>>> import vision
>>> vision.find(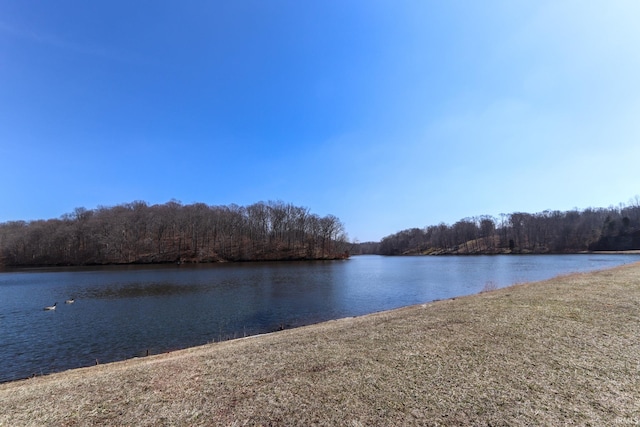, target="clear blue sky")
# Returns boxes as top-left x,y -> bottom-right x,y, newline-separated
1,1 -> 639,242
